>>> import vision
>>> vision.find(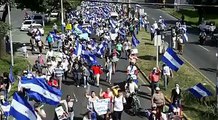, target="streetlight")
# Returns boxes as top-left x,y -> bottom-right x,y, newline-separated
61,0 -> 64,26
